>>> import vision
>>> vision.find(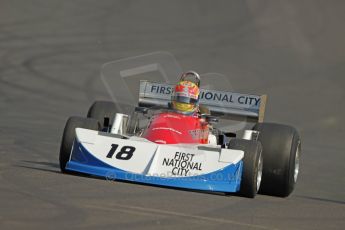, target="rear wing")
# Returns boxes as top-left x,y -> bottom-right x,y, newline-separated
139,80 -> 267,122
